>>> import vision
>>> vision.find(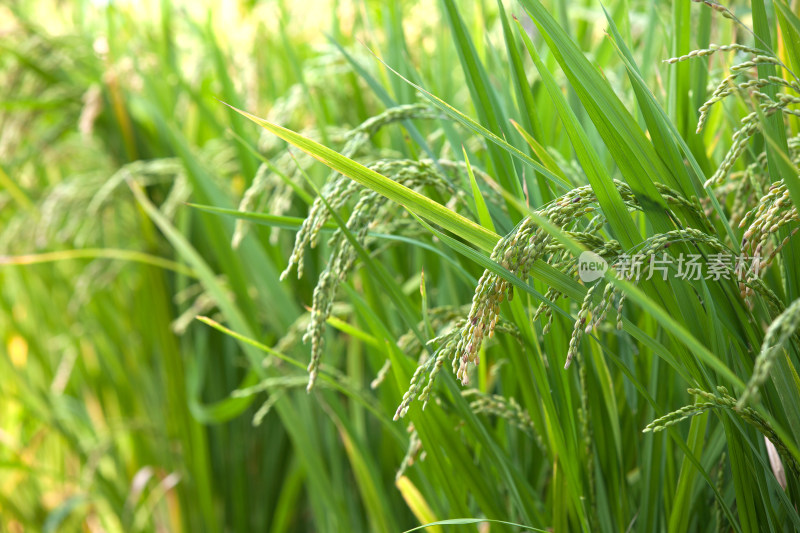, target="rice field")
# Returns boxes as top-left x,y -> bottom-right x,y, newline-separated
2,0 -> 800,531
